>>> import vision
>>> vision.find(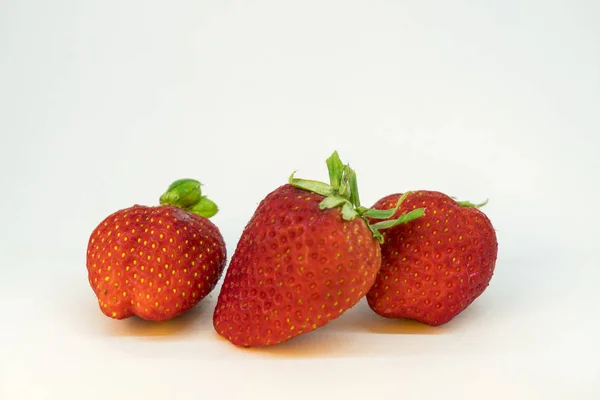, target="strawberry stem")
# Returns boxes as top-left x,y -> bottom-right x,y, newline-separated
289,151 -> 424,243
159,178 -> 219,218
326,151 -> 345,189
